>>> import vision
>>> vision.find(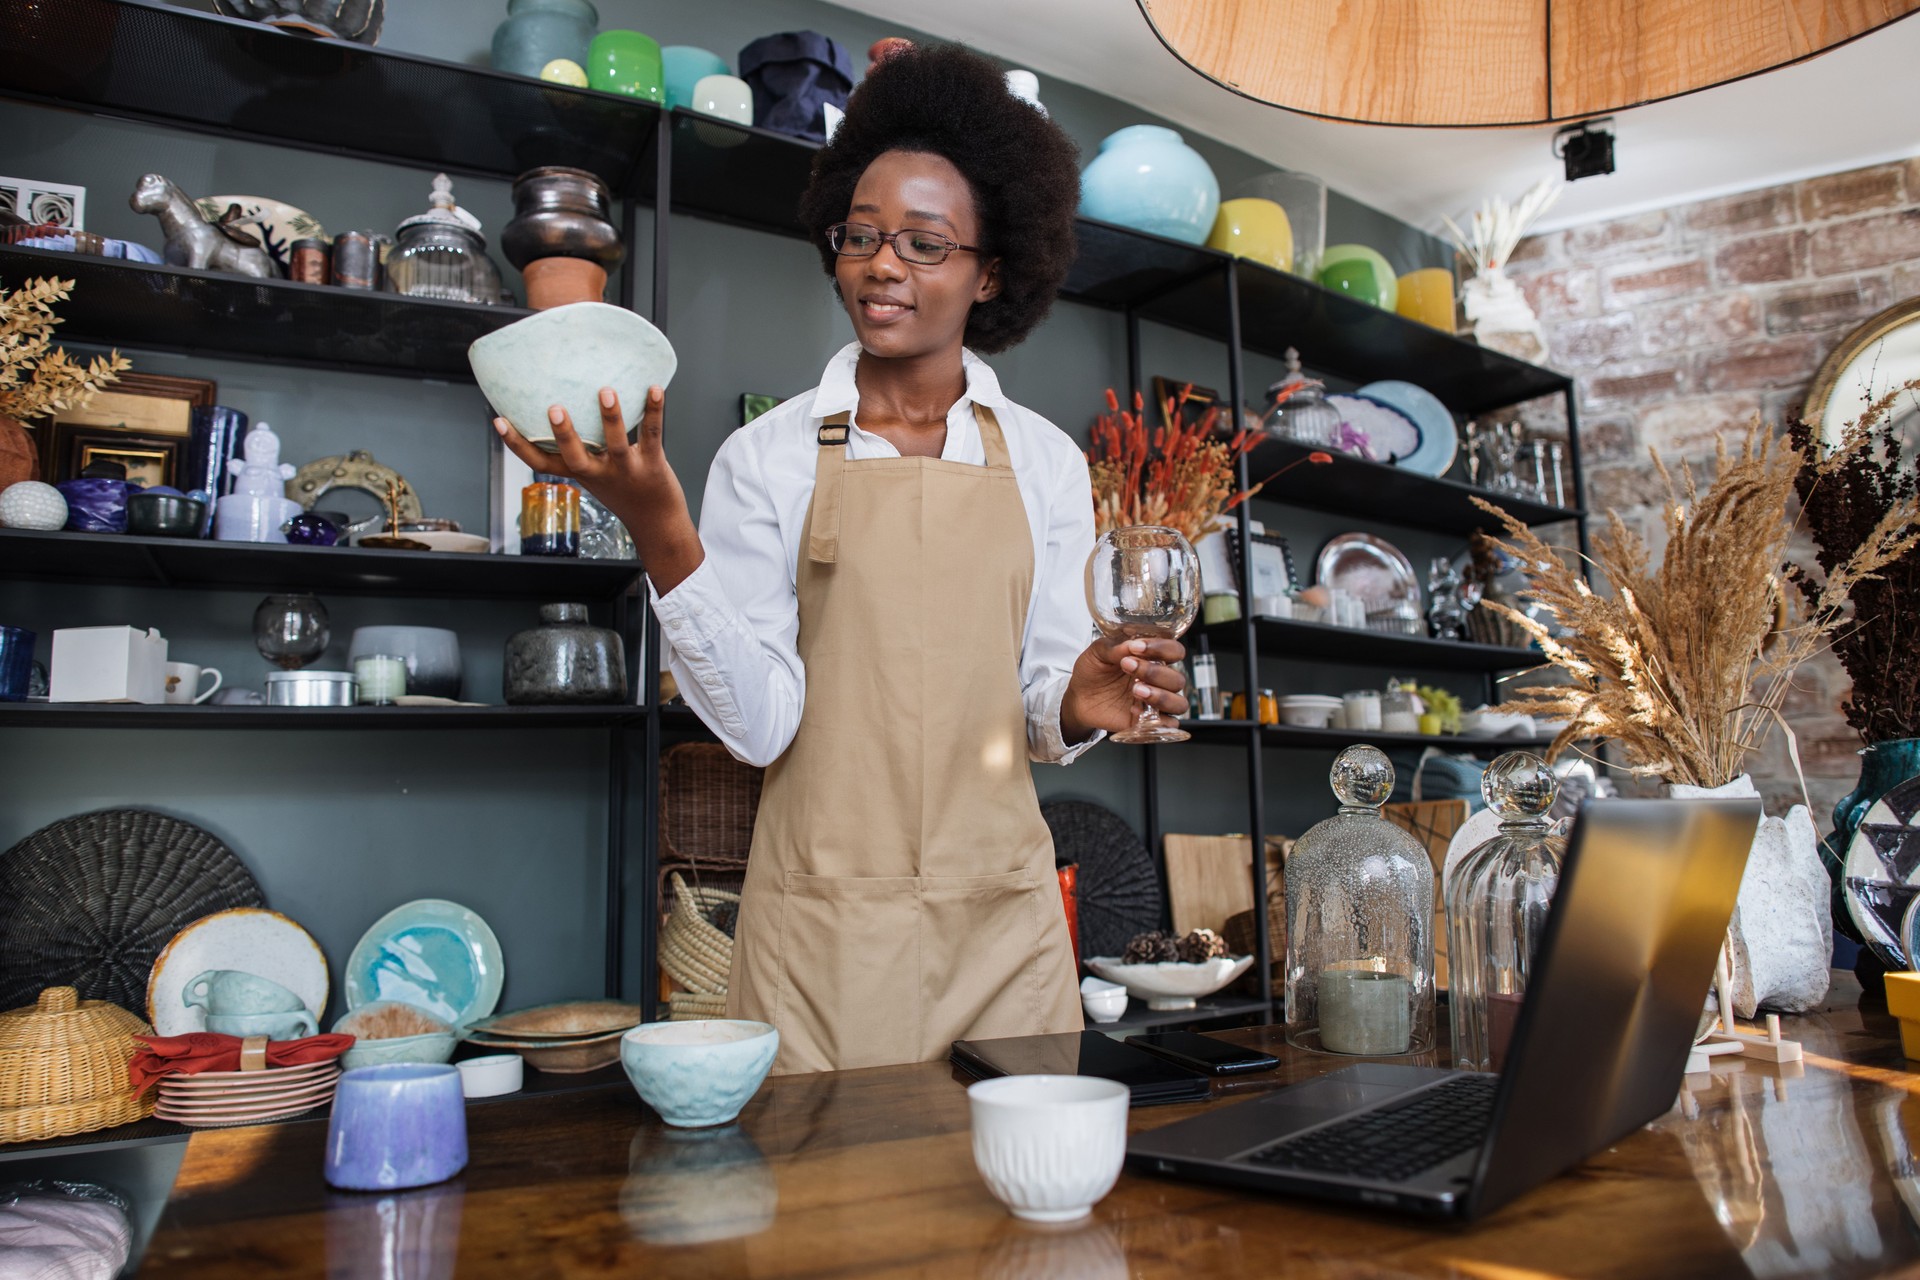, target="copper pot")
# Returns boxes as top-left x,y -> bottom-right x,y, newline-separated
501,167 -> 624,271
